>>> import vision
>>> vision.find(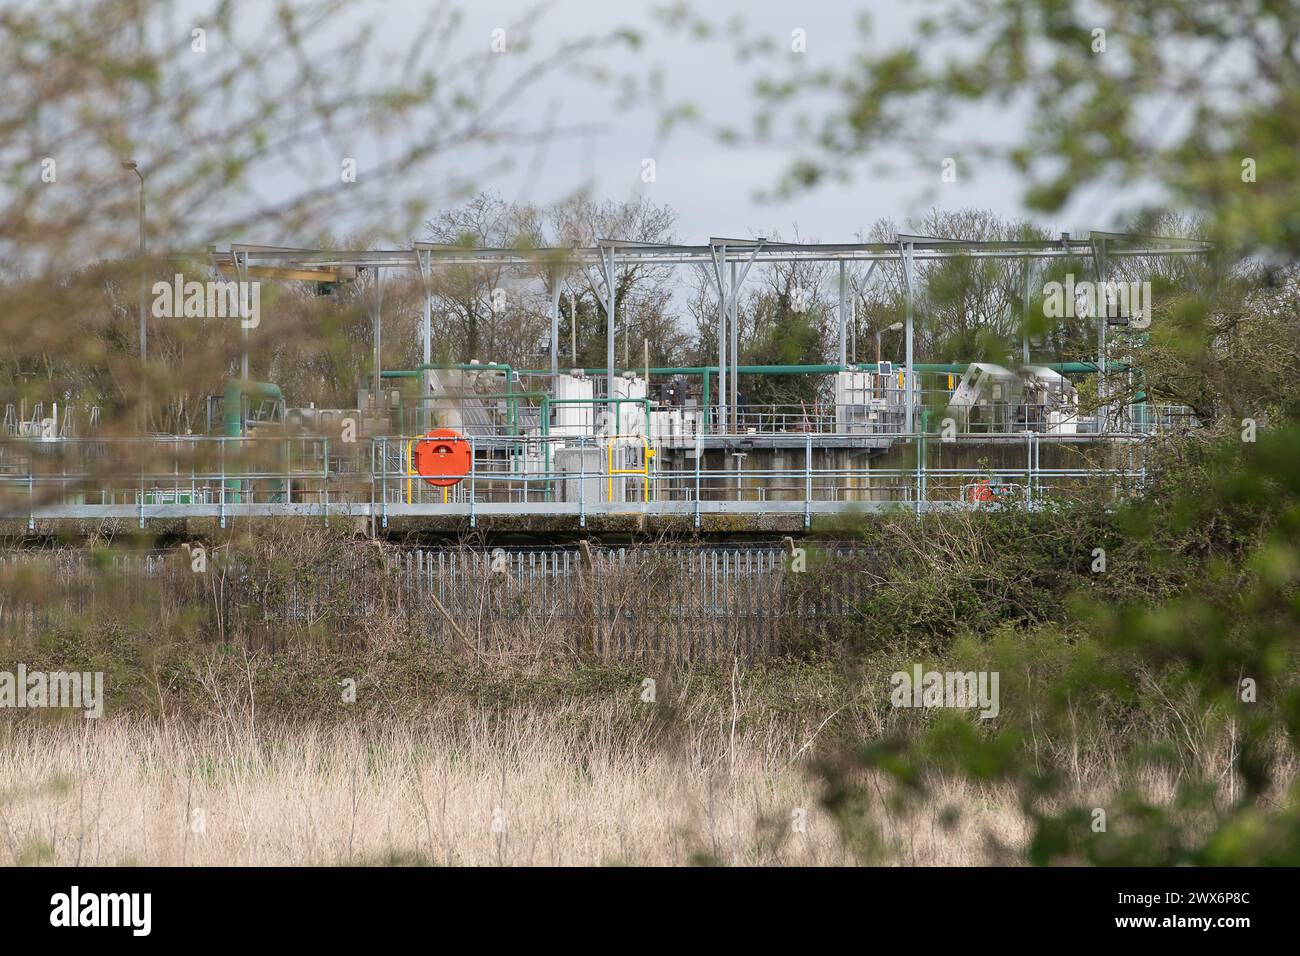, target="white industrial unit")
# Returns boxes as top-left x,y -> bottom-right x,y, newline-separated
610,372 -> 647,436
552,371 -> 594,436
834,368 -> 916,434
